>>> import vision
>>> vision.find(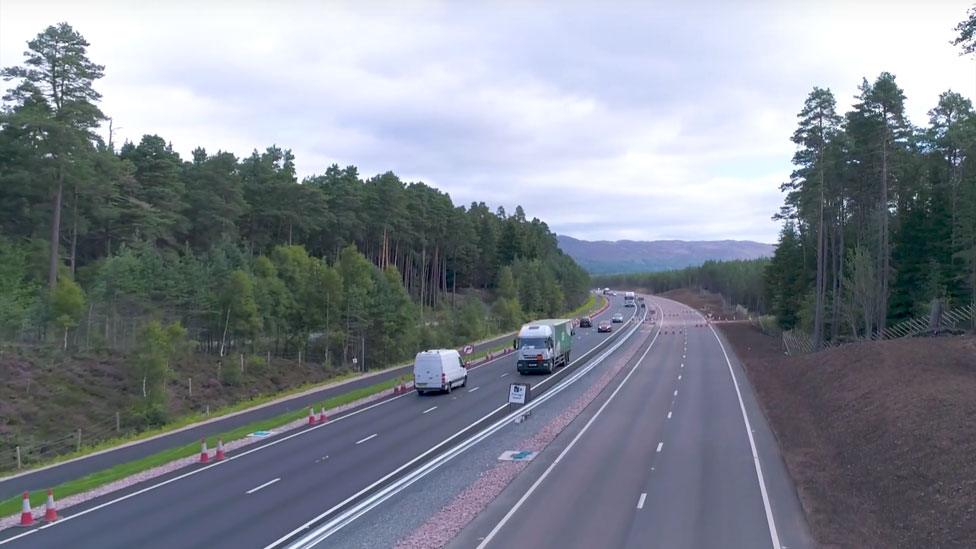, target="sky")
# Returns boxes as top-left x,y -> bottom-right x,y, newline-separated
2,0 -> 975,244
